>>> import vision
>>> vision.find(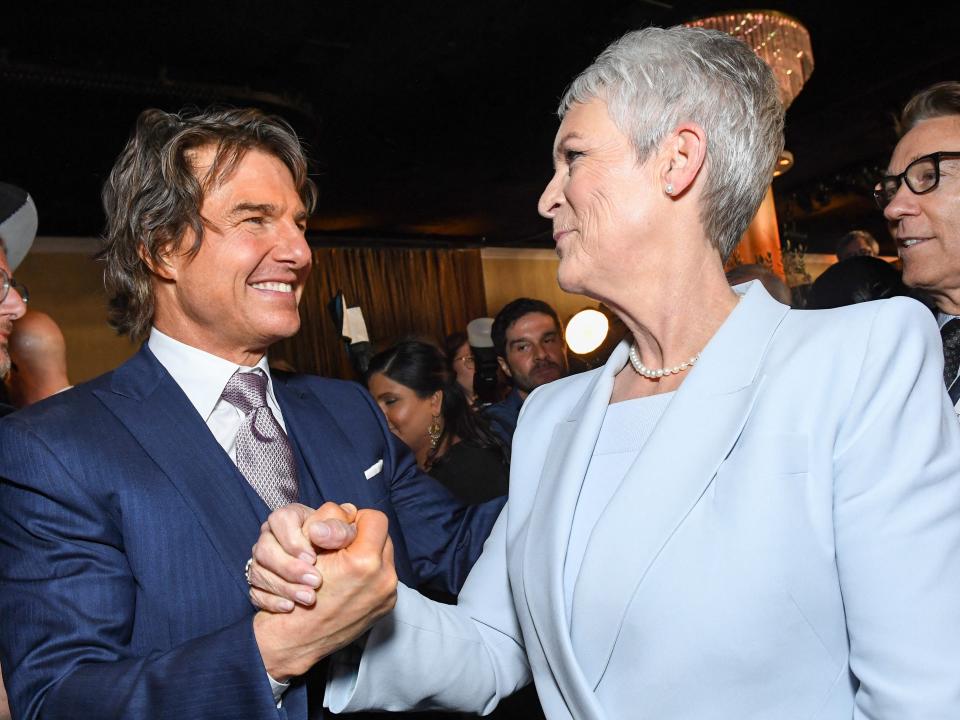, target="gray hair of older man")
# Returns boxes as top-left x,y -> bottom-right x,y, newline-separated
559,25 -> 785,261
98,107 -> 318,341
897,81 -> 960,136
